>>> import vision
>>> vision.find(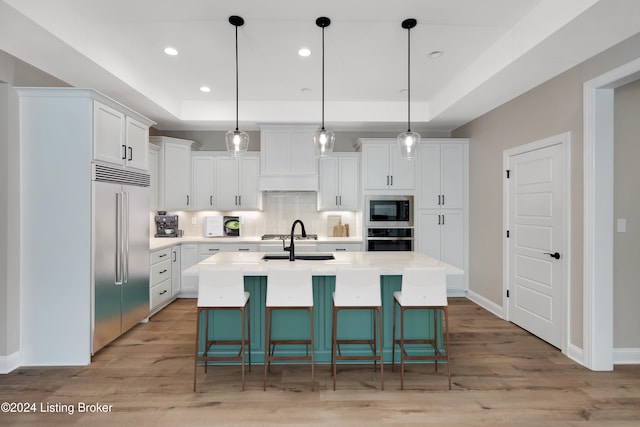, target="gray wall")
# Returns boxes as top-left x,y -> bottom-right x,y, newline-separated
613,79 -> 640,348
0,49 -> 69,361
452,32 -> 640,349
